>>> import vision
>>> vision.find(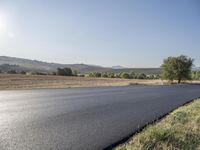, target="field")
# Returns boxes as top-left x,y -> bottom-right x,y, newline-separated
0,74 -> 164,90
116,98 -> 200,150
0,74 -> 199,90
